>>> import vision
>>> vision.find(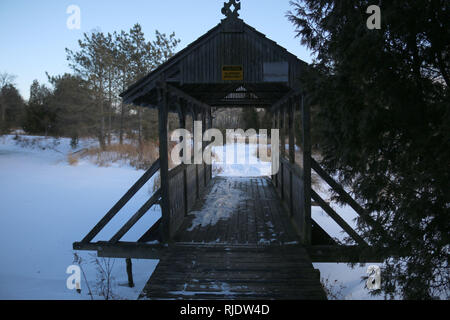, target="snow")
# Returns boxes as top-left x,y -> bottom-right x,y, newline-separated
0,134 -> 382,300
187,177 -> 250,231
212,142 -> 272,177
0,135 -> 160,300
310,173 -> 382,300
